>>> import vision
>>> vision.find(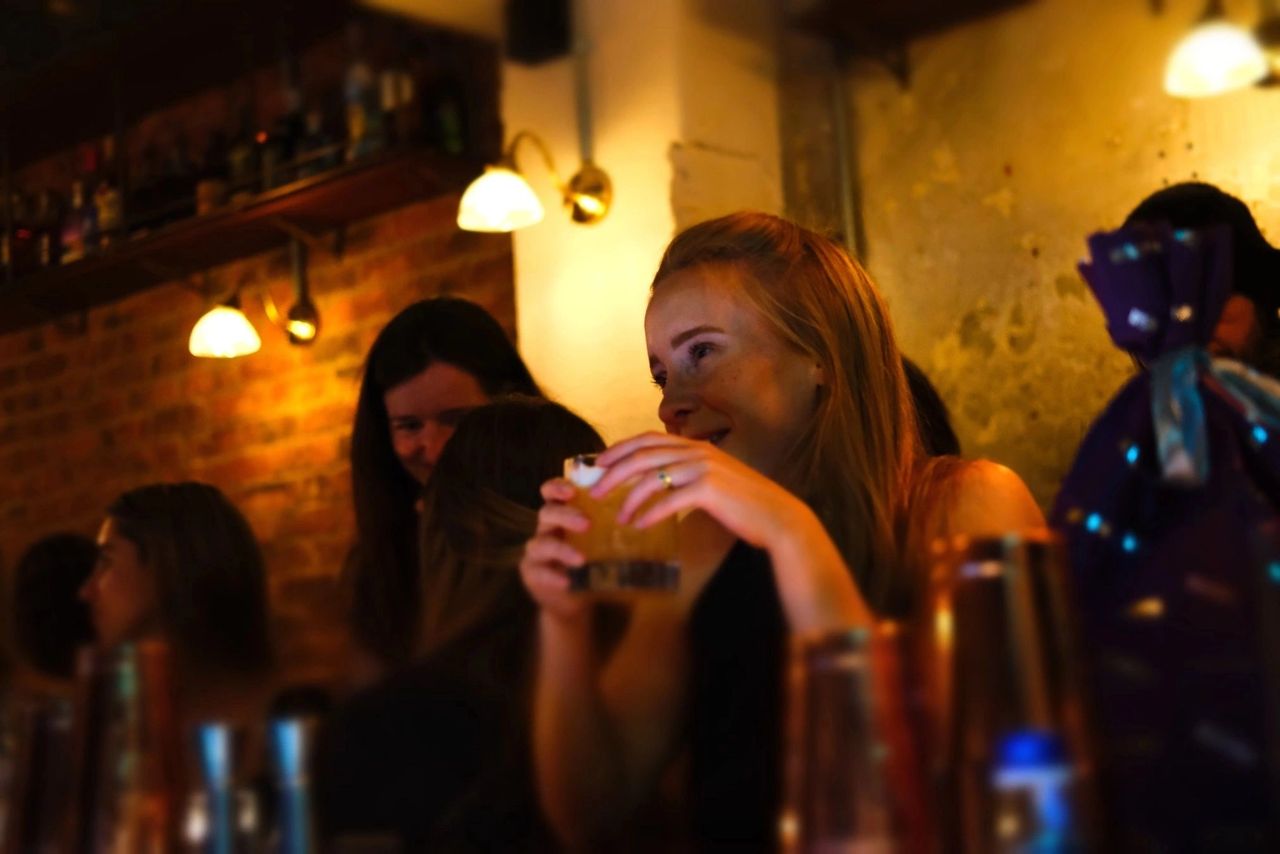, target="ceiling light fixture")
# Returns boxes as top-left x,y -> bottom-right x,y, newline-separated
1164,0 -> 1269,97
